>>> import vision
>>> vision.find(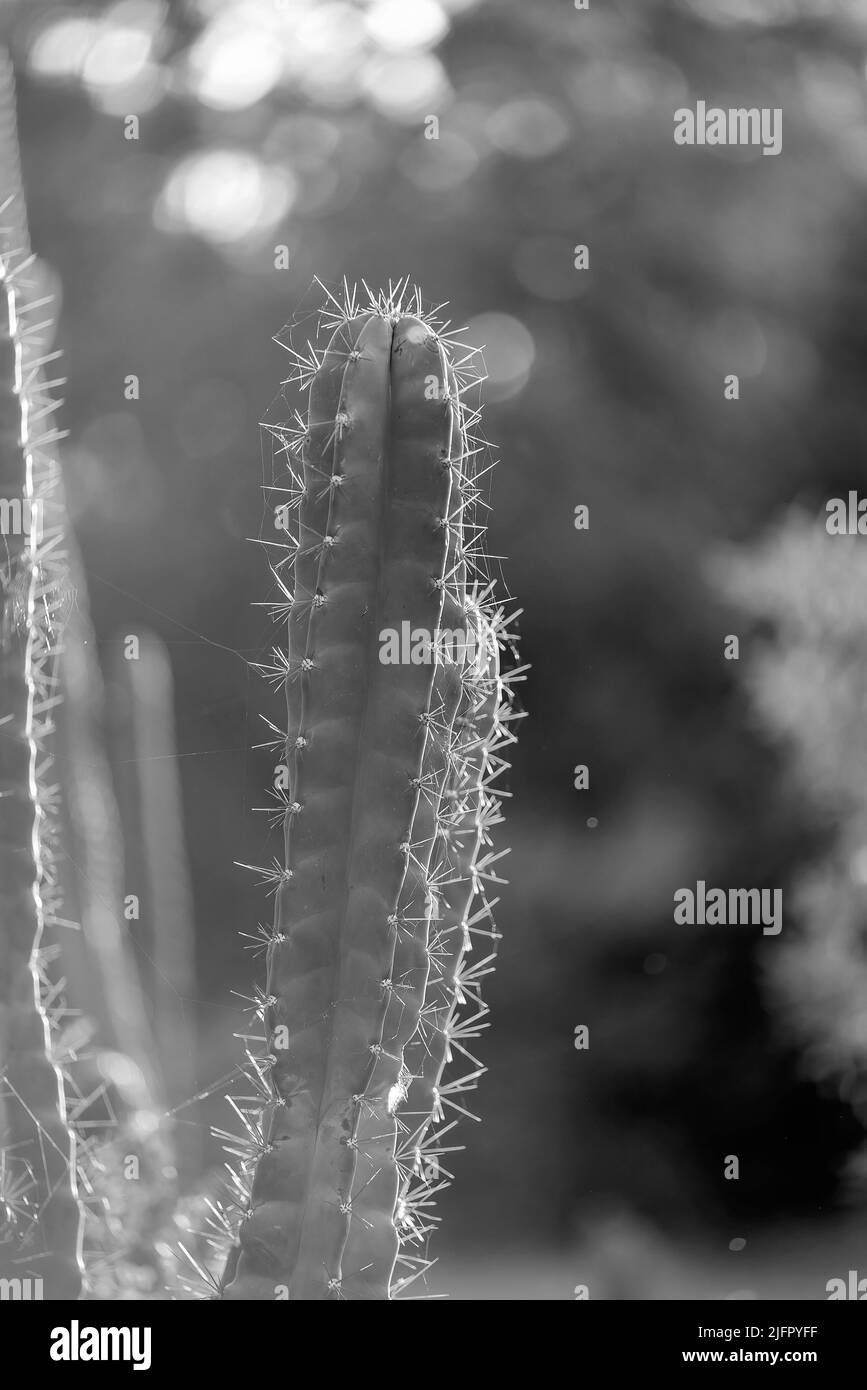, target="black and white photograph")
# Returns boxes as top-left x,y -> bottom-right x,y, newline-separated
1,0 -> 866,1352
